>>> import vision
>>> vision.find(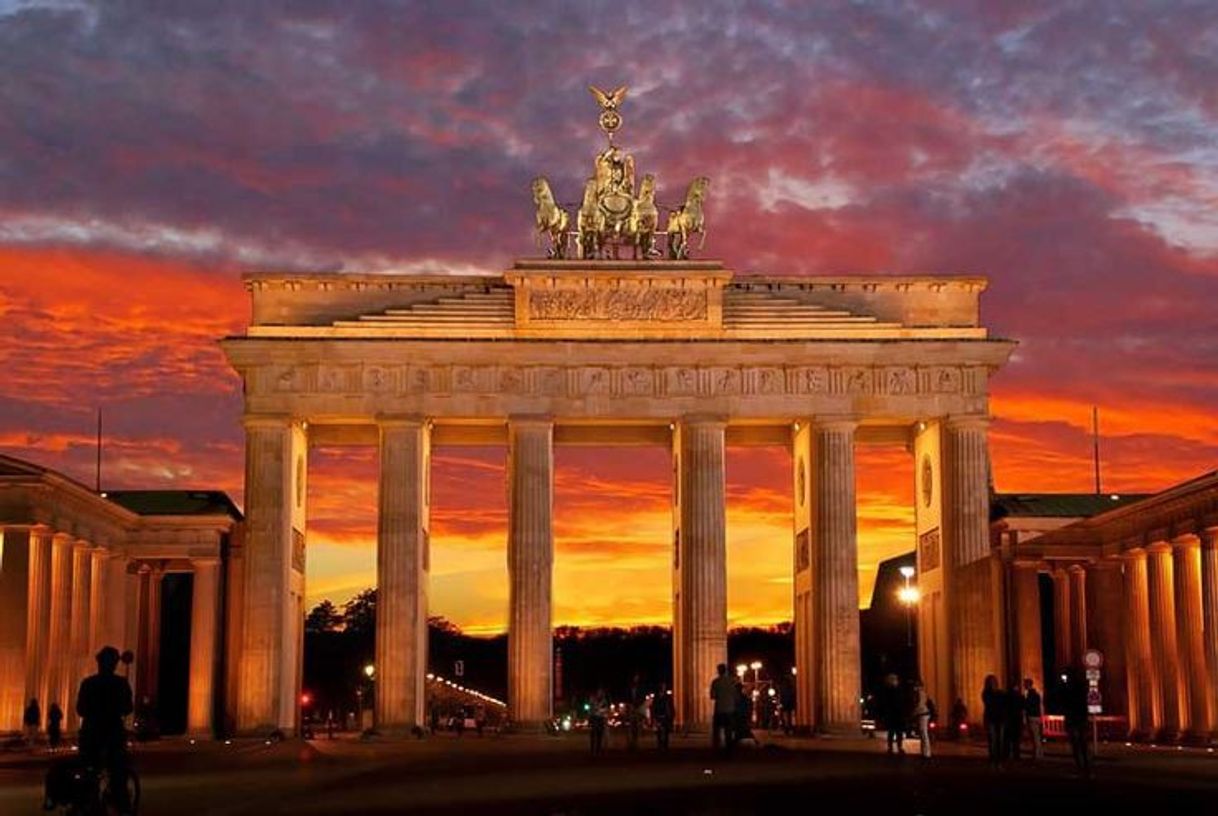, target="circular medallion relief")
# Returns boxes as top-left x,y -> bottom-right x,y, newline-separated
797,459 -> 807,507
921,454 -> 933,508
